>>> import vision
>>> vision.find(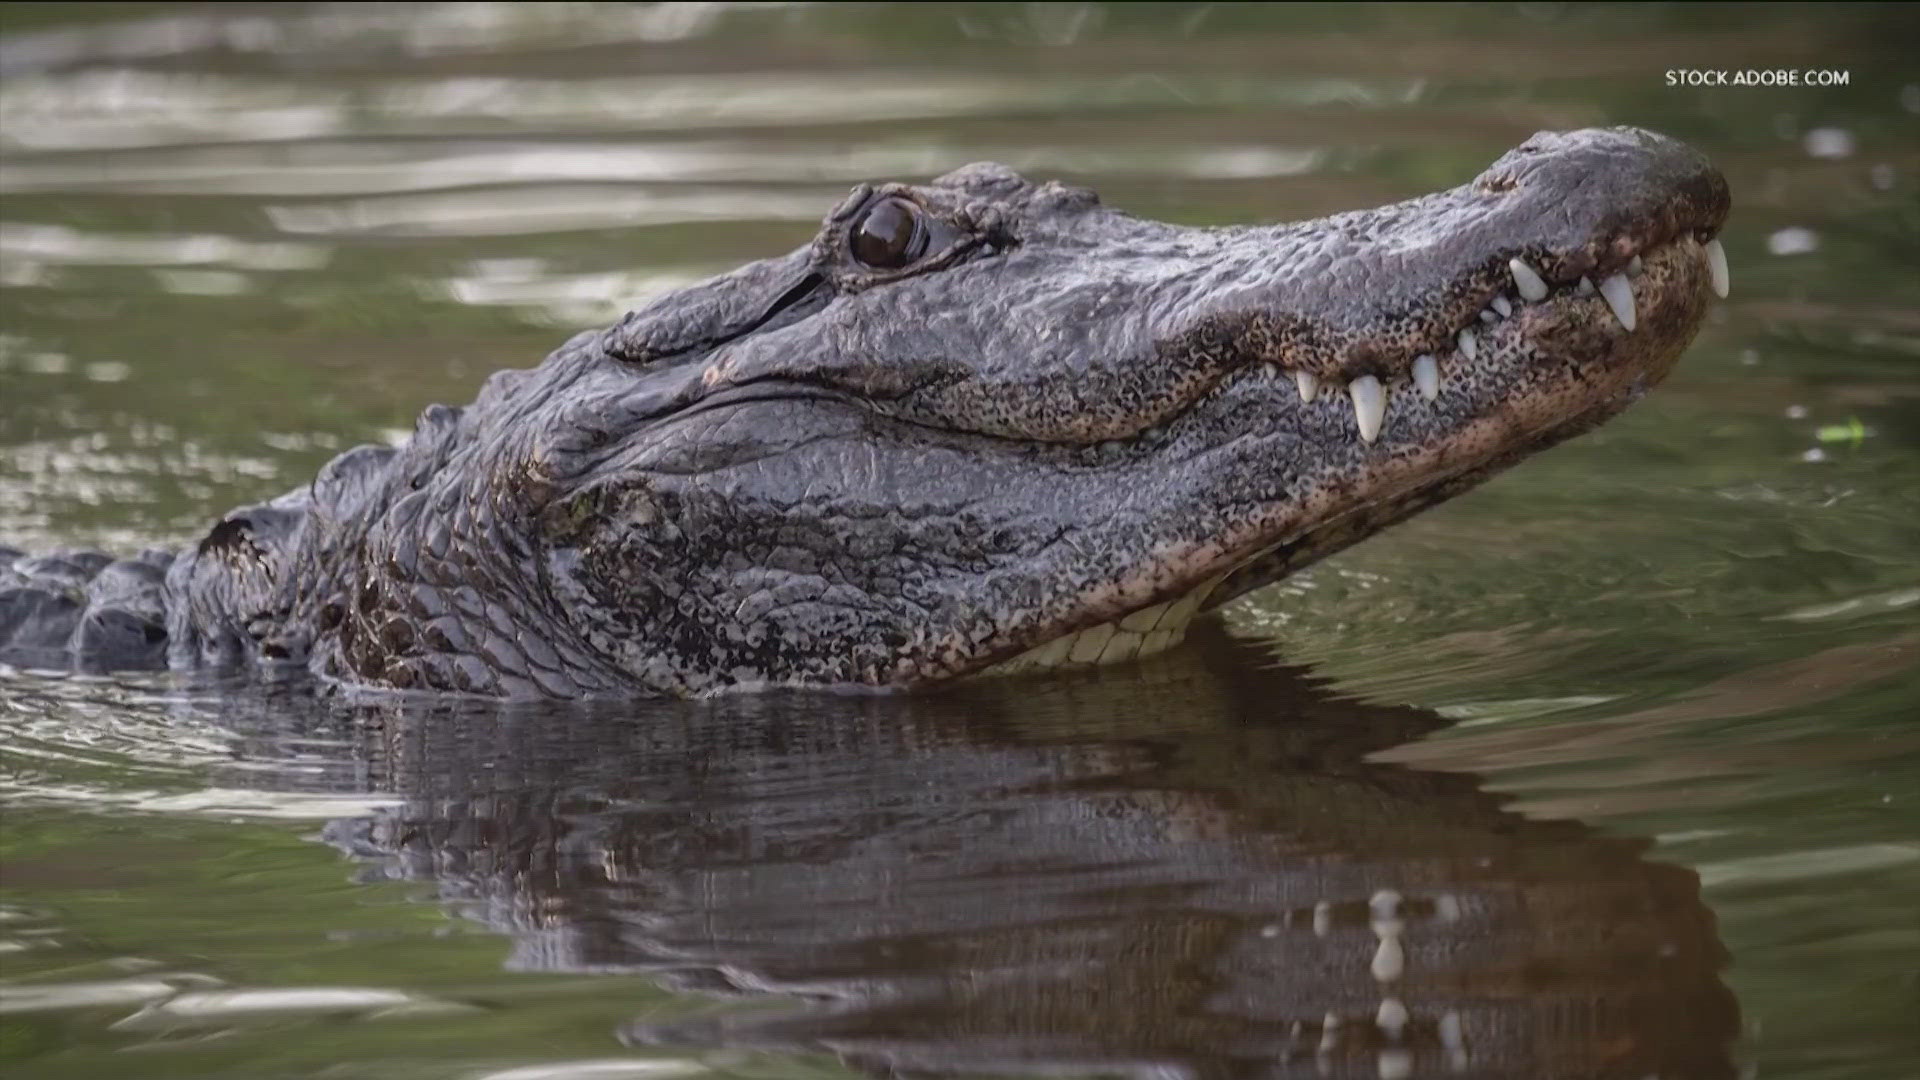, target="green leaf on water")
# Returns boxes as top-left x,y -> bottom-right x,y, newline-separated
1814,417 -> 1867,445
